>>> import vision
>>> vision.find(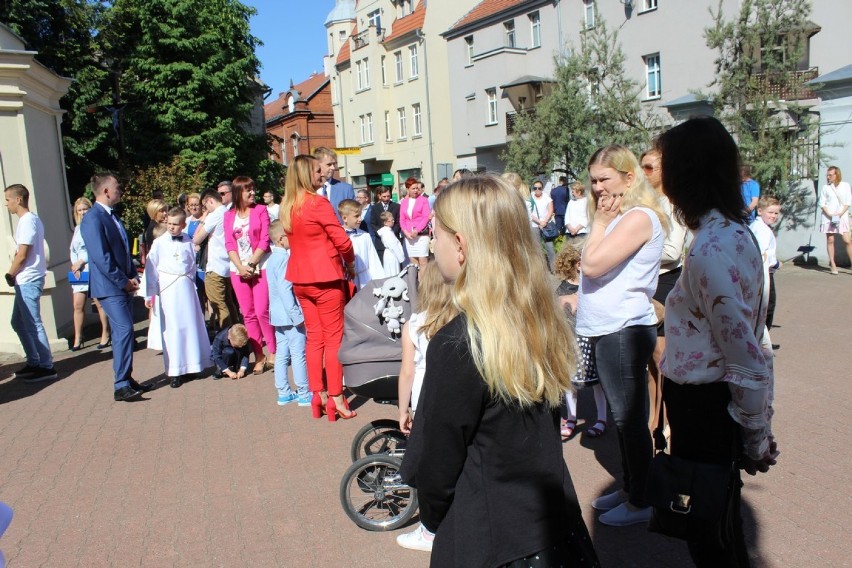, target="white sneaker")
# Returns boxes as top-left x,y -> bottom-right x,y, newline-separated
396,524 -> 434,552
591,490 -> 628,511
598,502 -> 652,527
